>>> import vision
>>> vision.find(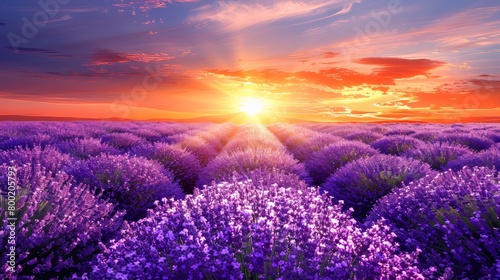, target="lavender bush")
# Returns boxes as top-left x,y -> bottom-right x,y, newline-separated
305,141 -> 379,186
368,125 -> 390,135
91,171 -> 423,279
148,123 -> 194,138
0,145 -> 71,174
66,154 -> 184,220
402,142 -> 473,170
223,127 -> 285,153
171,123 -> 237,165
368,167 -> 500,279
445,147 -> 500,172
197,147 -> 308,187
437,133 -> 494,152
131,143 -> 202,194
371,135 -> 424,156
0,164 -> 123,278
0,134 -> 53,151
270,124 -> 343,162
101,132 -> 145,151
194,123 -> 238,152
385,128 -> 417,136
131,128 -> 163,142
345,131 -> 384,144
323,155 -> 433,220
289,133 -> 344,162
174,135 -> 219,166
412,131 -> 440,142
484,131 -> 500,143
56,138 -> 119,159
